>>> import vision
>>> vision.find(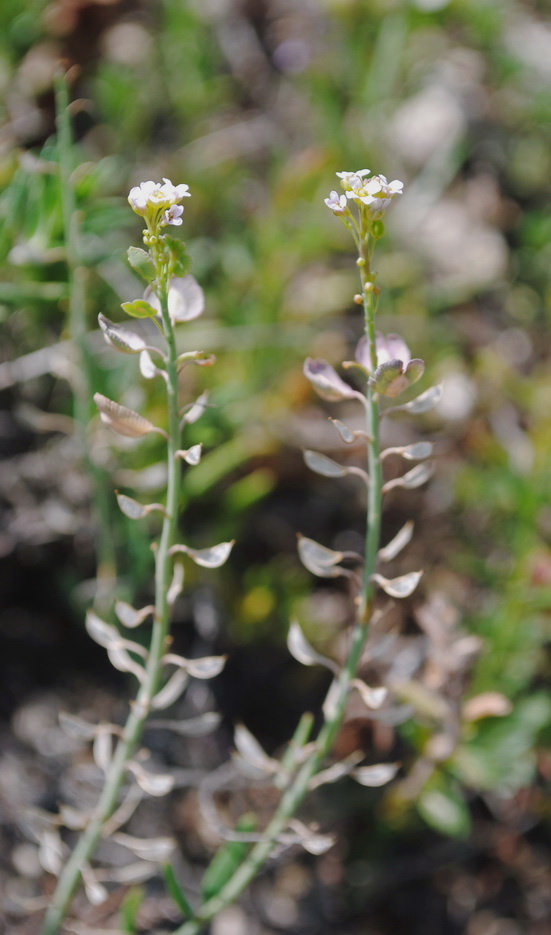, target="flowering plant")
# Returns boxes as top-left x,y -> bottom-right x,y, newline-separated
38,166 -> 444,935
39,183 -> 231,934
